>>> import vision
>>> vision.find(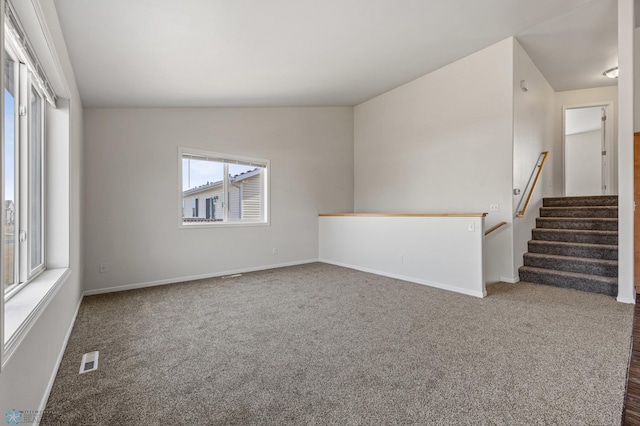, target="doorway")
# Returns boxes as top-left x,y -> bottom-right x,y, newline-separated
563,104 -> 613,196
